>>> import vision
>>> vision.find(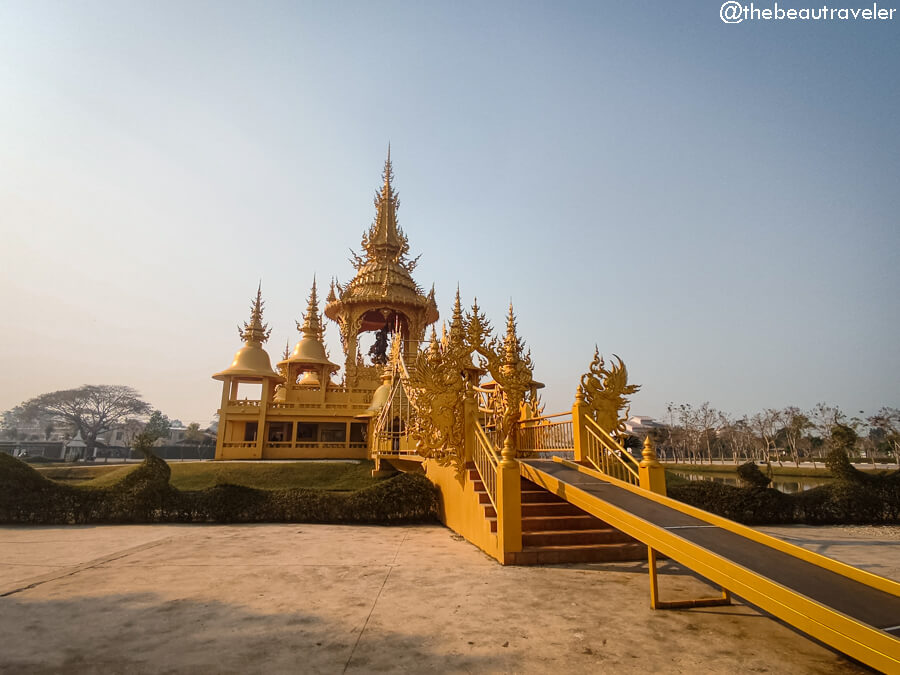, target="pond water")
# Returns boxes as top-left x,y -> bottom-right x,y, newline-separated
670,471 -> 834,494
